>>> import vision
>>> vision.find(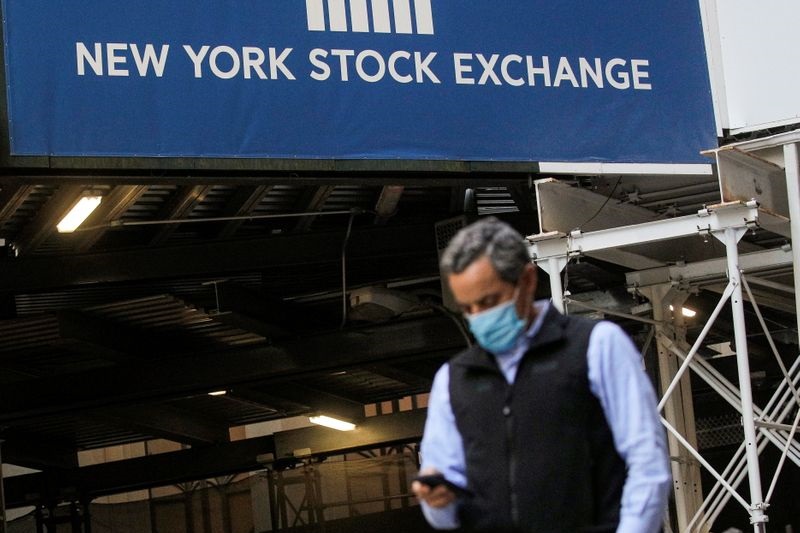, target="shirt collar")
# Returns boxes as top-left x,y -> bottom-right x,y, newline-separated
525,299 -> 552,339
